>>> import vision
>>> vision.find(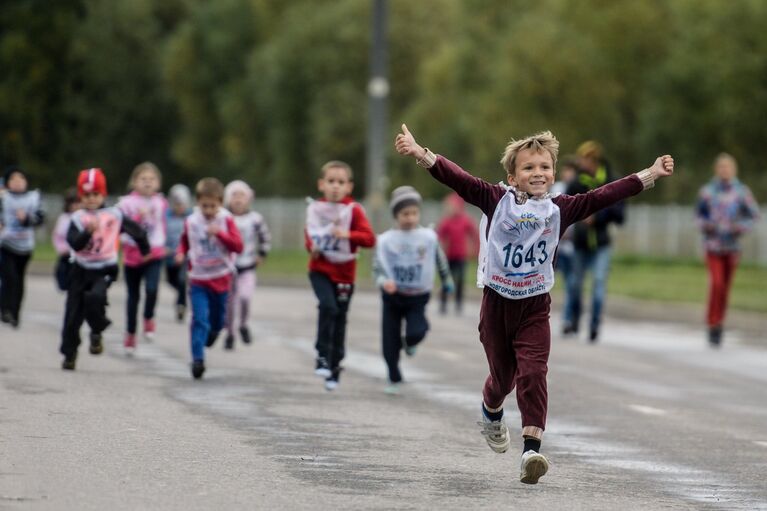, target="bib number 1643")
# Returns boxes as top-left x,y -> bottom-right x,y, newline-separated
502,241 -> 548,268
